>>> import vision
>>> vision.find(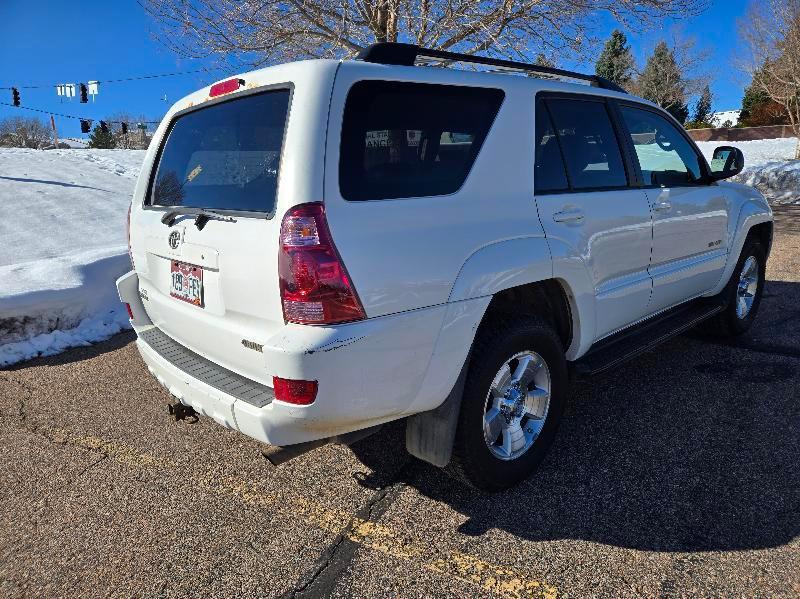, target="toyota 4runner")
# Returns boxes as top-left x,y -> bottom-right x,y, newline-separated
117,43 -> 773,490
